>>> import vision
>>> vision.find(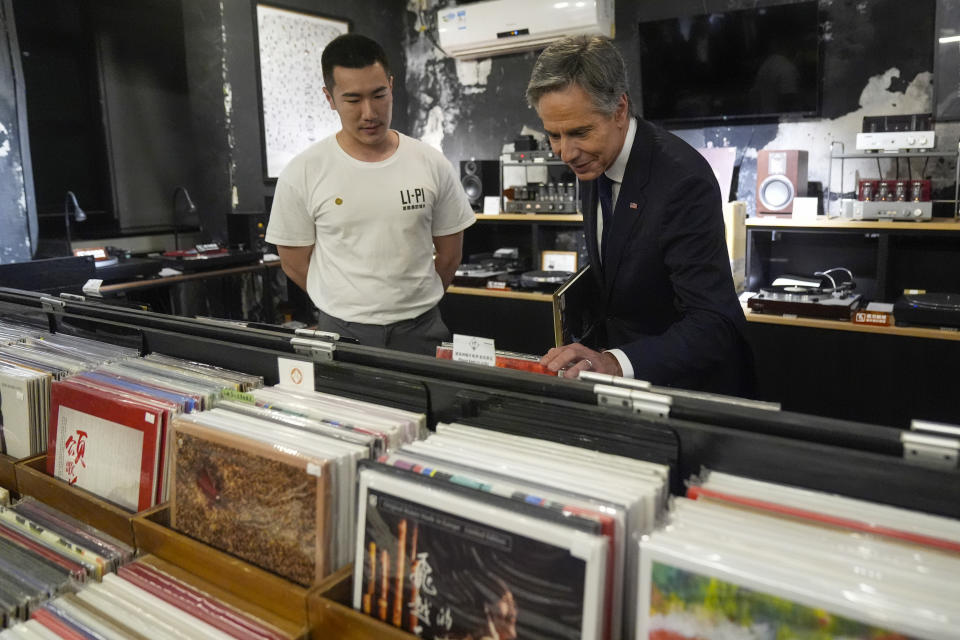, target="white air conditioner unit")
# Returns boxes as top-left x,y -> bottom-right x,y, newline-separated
437,0 -> 614,60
